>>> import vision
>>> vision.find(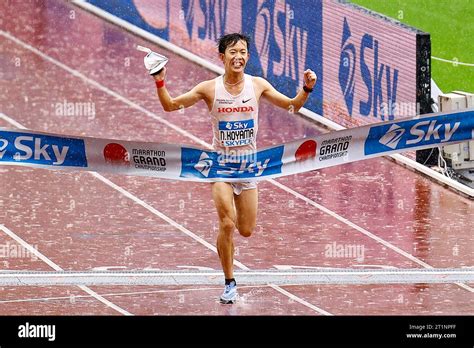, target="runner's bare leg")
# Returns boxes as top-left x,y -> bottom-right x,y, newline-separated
234,188 -> 258,237
213,182 -> 236,279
